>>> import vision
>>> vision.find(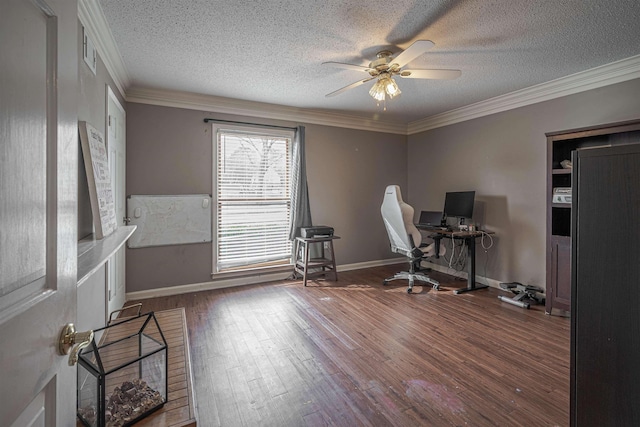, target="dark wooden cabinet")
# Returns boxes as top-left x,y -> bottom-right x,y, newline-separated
571,141 -> 640,426
548,235 -> 571,311
545,119 -> 640,315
